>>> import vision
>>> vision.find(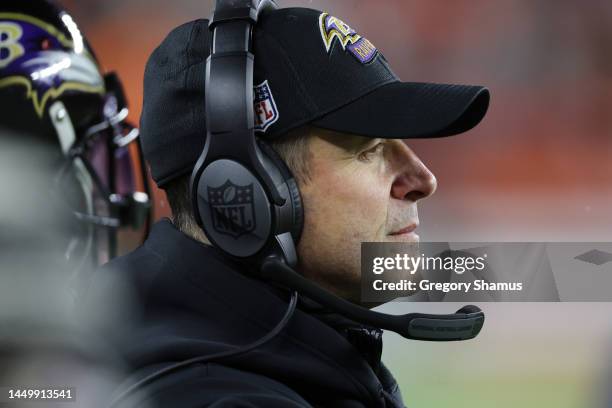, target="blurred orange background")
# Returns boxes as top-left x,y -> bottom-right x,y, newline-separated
61,0 -> 612,243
